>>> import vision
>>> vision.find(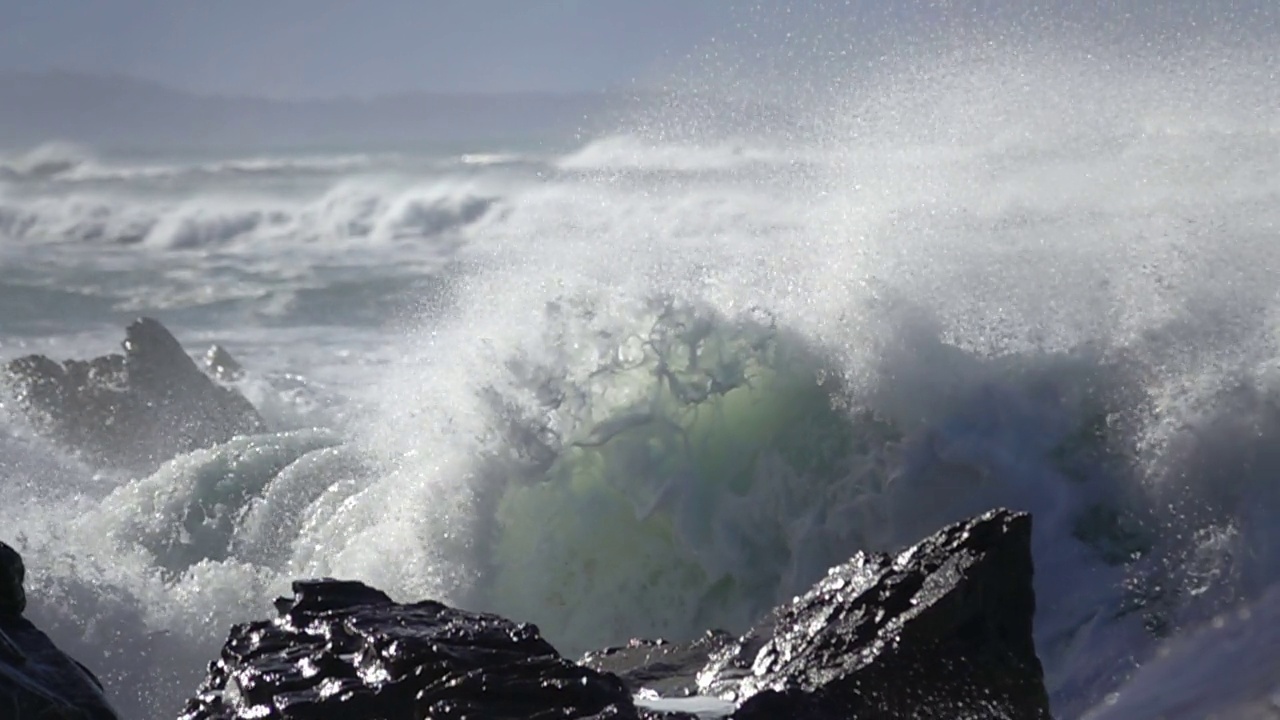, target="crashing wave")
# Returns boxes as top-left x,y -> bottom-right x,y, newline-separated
421,294 -> 1280,719
7,298 -> 1280,719
0,181 -> 499,248
0,142 -> 95,182
557,134 -> 812,175
3,150 -> 387,185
